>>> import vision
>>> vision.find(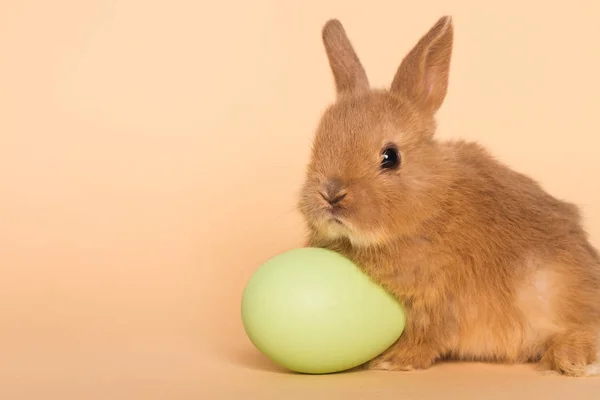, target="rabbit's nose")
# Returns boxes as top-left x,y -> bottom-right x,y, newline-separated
320,178 -> 347,206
